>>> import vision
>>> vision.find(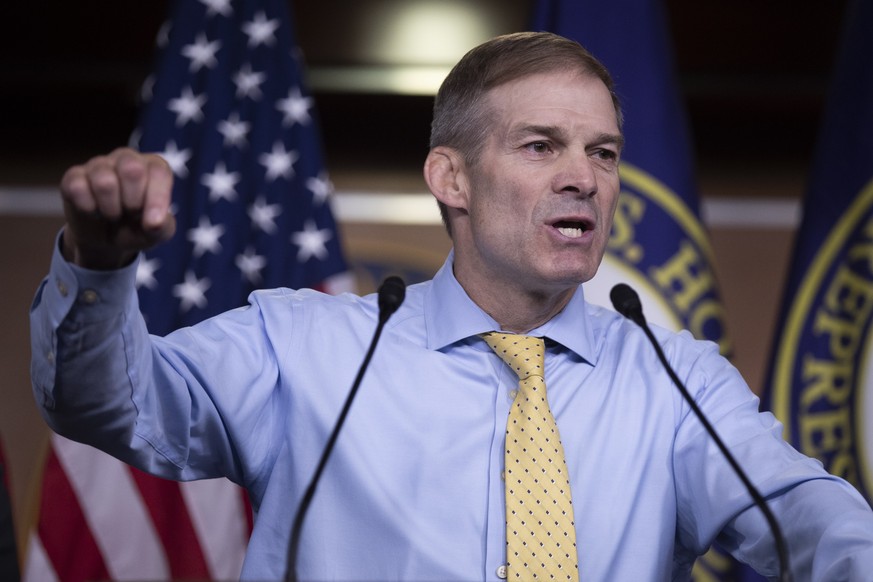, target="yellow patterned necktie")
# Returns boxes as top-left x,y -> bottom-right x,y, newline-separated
481,332 -> 579,581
